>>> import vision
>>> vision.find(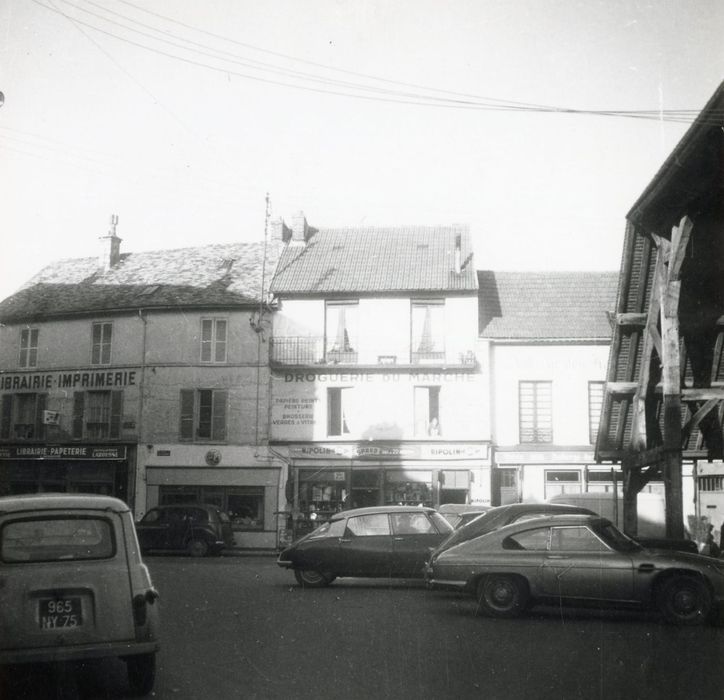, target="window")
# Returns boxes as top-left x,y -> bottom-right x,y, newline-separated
159,486 -> 265,531
550,526 -> 608,552
179,389 -> 228,441
19,328 -> 39,368
345,513 -> 390,537
0,394 -> 47,440
519,381 -> 552,443
390,512 -> 435,535
544,470 -> 581,499
504,528 -> 549,551
327,387 -> 351,436
411,300 -> 444,363
91,322 -> 112,365
325,301 -> 358,363
588,381 -> 604,445
72,391 -> 122,439
201,319 -> 227,363
414,386 -> 441,436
